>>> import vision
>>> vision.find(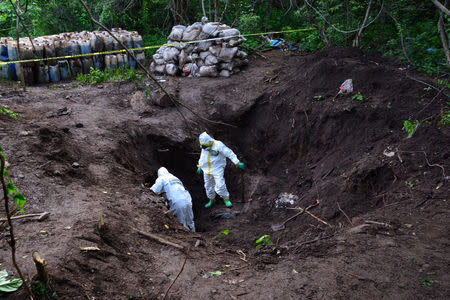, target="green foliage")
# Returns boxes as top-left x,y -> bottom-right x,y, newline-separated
420,278 -> 434,287
77,67 -> 142,85
0,107 -> 18,120
438,110 -> 450,127
255,234 -> 271,249
402,120 -> 419,137
220,229 -> 230,236
313,95 -> 323,101
352,93 -> 364,101
0,1 -> 448,74
0,270 -> 23,296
